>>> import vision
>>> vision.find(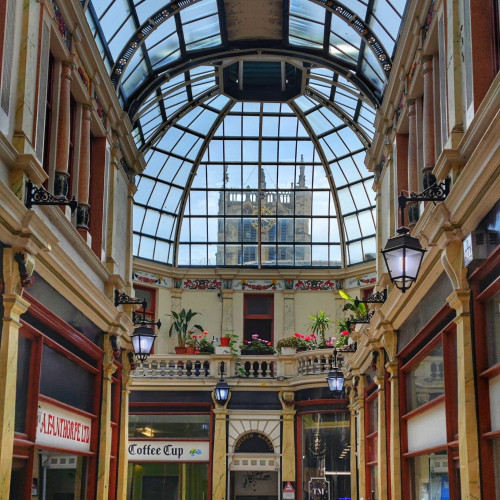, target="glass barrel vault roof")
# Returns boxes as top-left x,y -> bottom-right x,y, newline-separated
85,0 -> 408,268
